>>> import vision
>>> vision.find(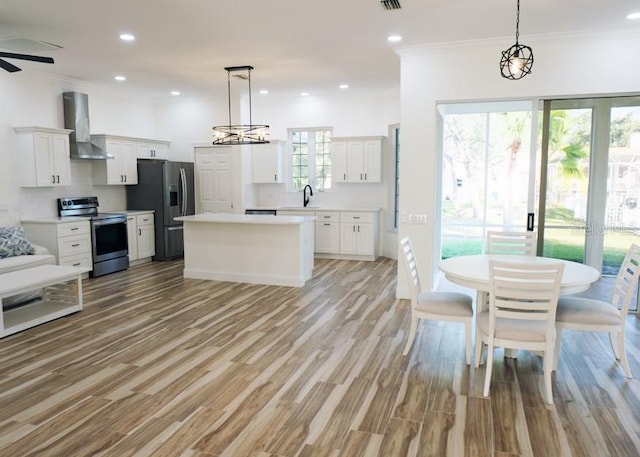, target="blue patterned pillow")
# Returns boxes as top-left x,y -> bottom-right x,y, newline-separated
0,227 -> 36,258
